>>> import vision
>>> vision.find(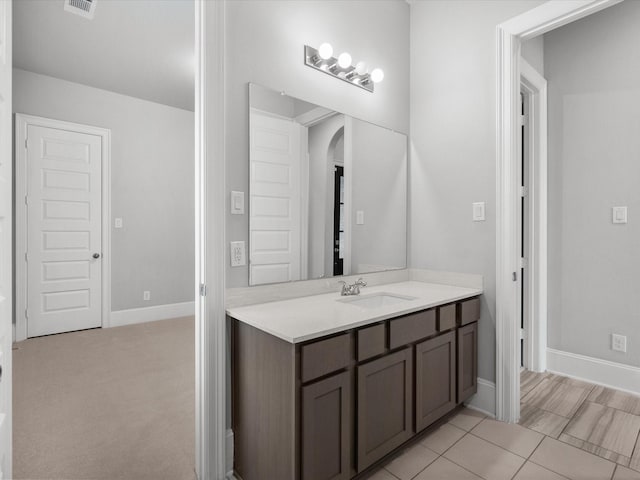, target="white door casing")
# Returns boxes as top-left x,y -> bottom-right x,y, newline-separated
249,109 -> 302,285
0,1 -> 11,477
16,114 -> 111,341
495,0 -> 622,423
